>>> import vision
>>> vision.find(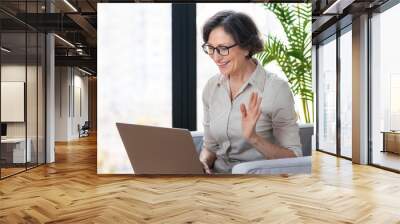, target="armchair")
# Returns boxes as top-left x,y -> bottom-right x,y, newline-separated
191,124 -> 313,174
